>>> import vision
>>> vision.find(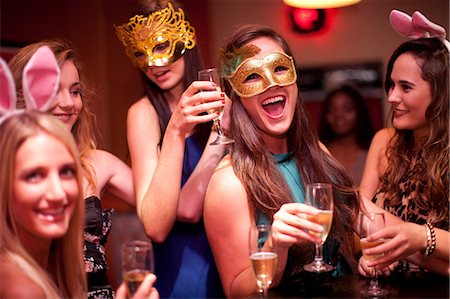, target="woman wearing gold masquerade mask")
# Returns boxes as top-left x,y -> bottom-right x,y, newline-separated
115,0 -> 227,297
203,24 -> 364,297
